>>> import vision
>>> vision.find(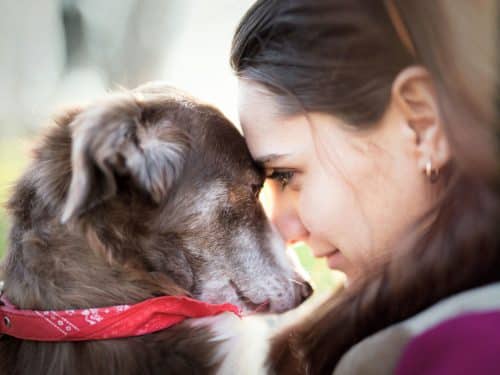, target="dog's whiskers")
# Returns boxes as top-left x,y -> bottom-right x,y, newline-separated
289,278 -> 305,286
